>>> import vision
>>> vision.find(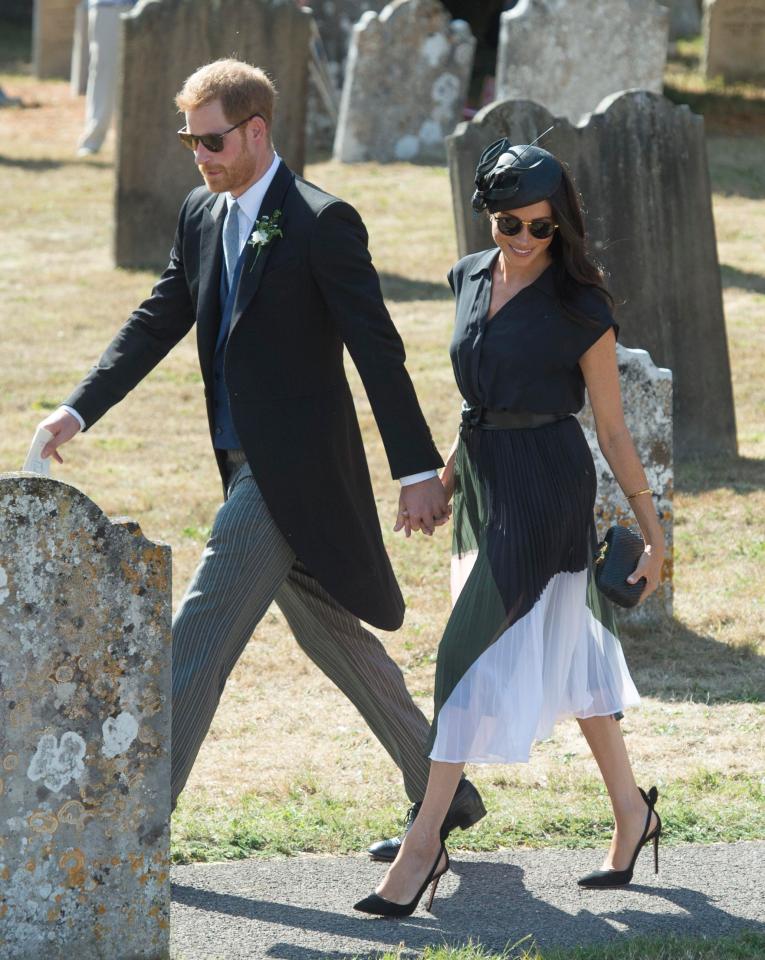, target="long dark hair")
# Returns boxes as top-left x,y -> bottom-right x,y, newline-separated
546,164 -> 614,327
